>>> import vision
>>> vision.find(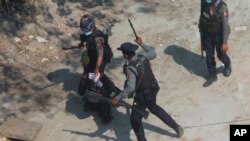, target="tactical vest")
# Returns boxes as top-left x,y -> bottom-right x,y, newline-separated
128,55 -> 157,92
81,29 -> 106,73
199,1 -> 226,33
